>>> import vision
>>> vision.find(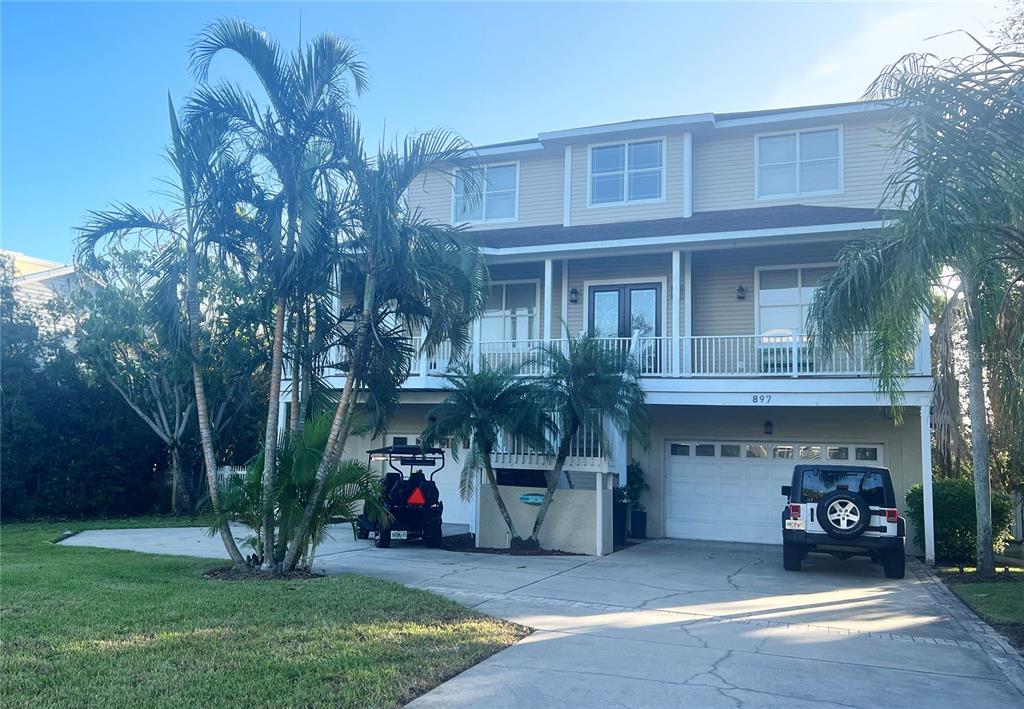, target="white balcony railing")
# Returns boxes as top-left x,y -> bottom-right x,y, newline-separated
688,333 -> 872,377
491,416 -> 606,471
358,332 -> 906,384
